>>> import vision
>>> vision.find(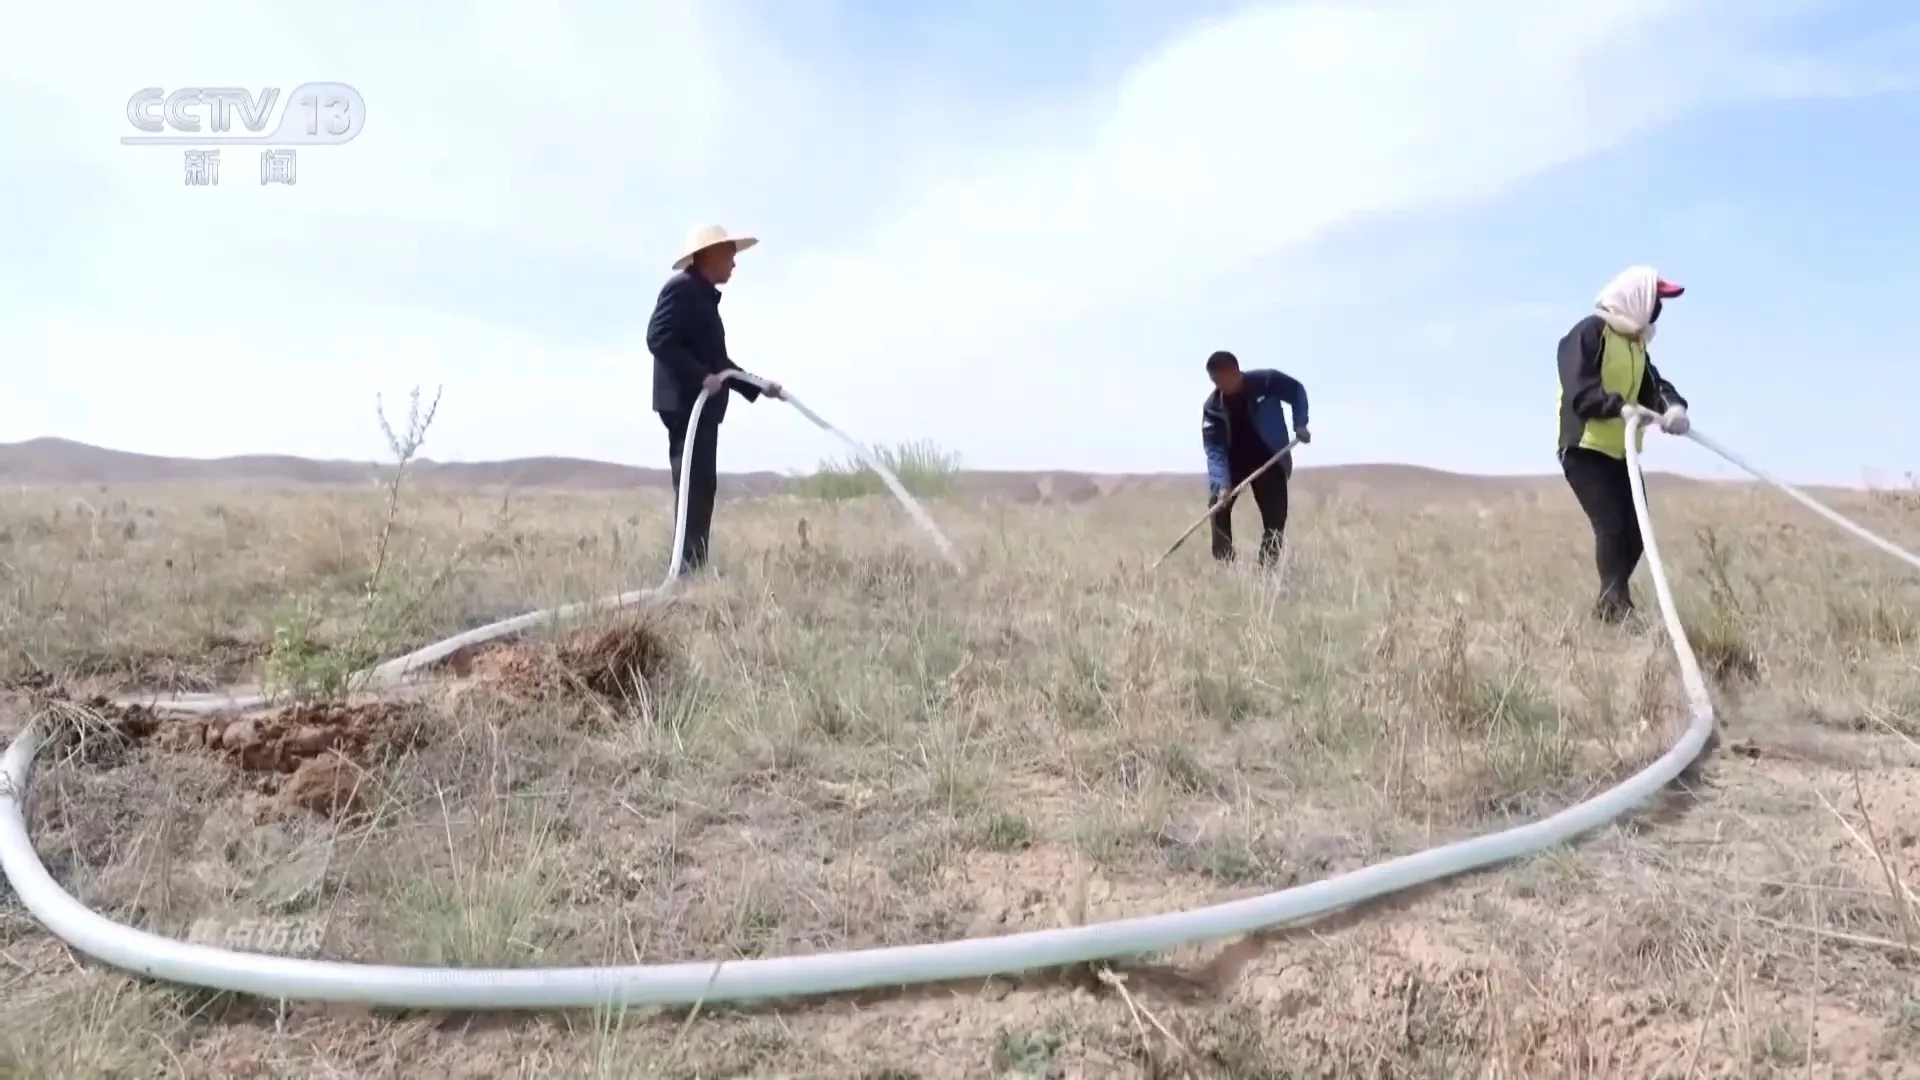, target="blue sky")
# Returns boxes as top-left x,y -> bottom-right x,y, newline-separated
2,0 -> 1917,485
